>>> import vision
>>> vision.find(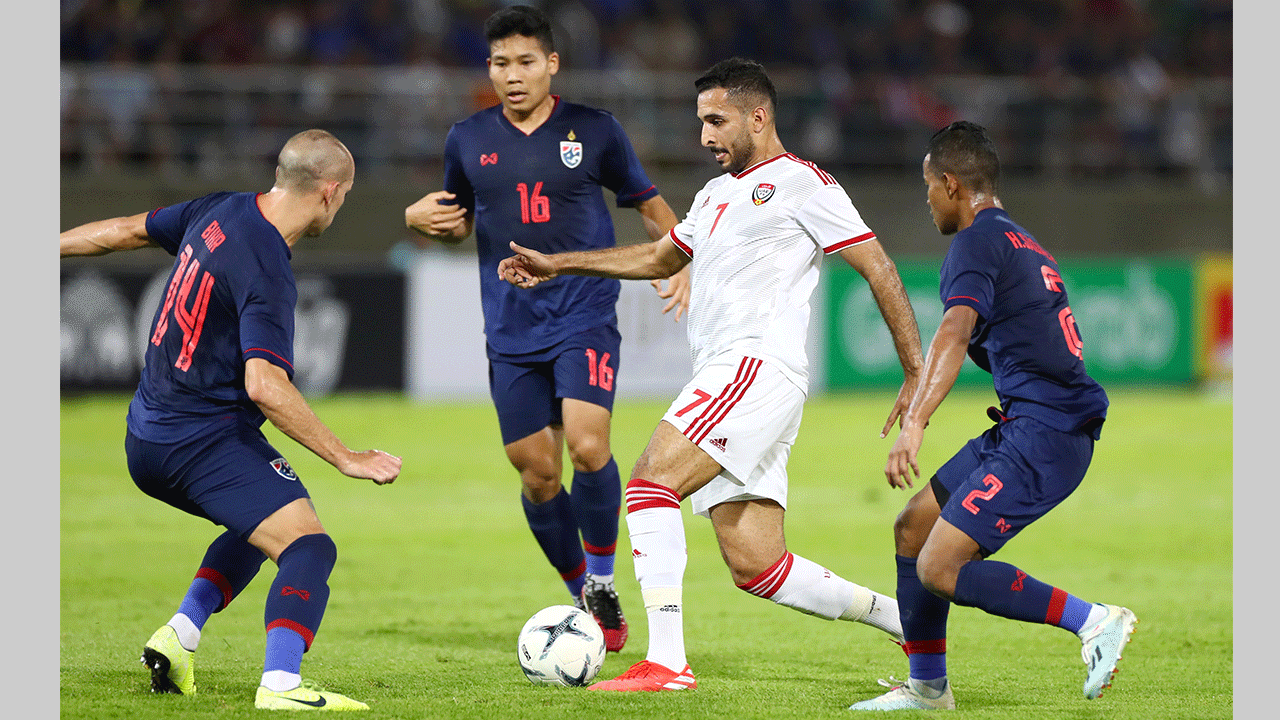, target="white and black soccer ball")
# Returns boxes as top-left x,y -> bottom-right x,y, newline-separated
516,605 -> 606,687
